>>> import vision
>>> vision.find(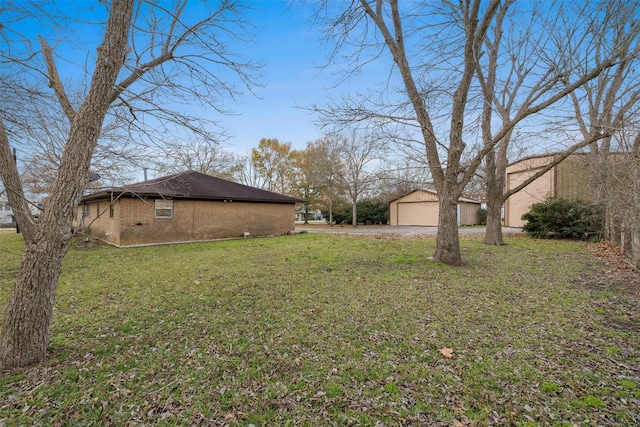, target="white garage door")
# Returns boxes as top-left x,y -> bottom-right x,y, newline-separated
397,202 -> 439,226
